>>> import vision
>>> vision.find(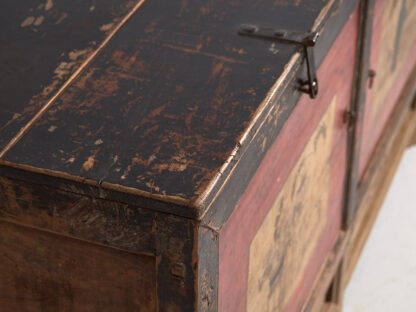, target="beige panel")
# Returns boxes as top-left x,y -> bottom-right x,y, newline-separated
371,0 -> 416,120
247,96 -> 337,312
